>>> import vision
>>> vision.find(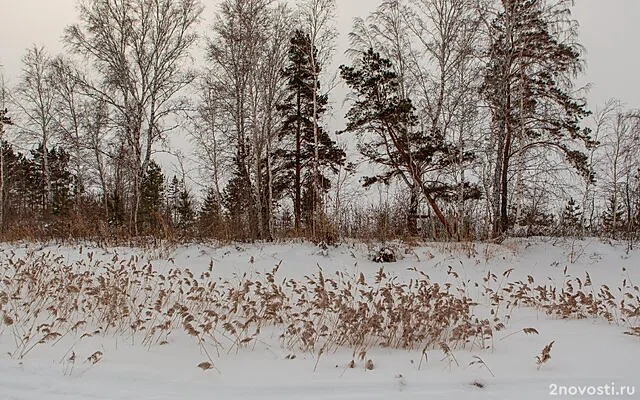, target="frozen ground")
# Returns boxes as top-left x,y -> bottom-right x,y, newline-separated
0,237 -> 638,399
